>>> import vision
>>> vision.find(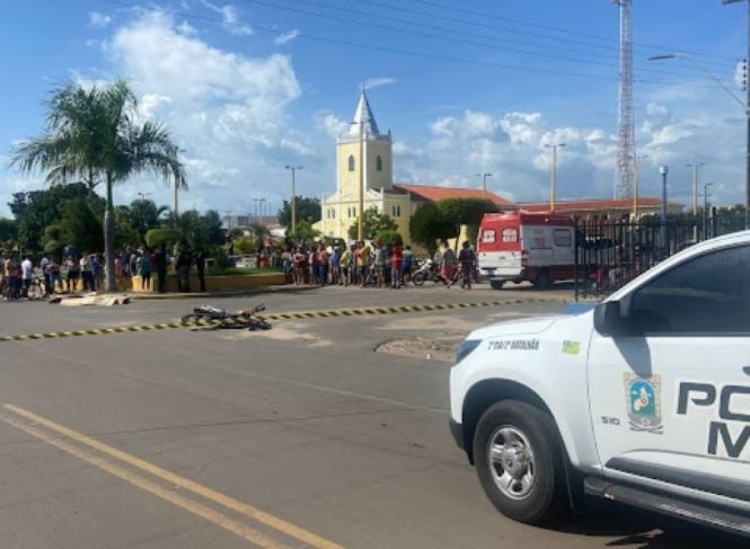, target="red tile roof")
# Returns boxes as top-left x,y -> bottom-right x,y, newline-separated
393,183 -> 514,207
516,198 -> 681,212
